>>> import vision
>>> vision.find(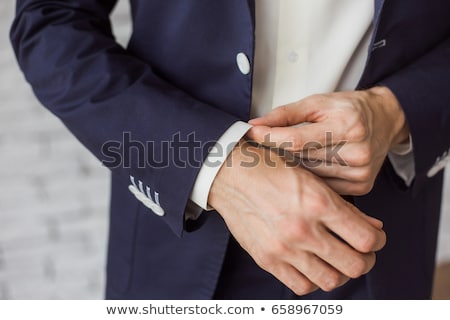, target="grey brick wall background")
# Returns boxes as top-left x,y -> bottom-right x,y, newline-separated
1,1 -> 449,299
